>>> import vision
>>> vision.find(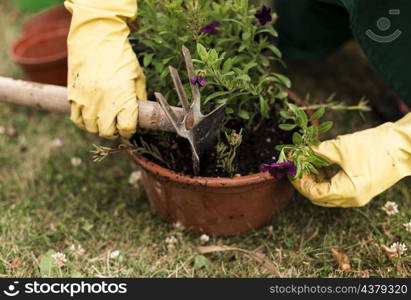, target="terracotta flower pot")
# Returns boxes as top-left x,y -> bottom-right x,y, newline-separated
21,5 -> 71,37
132,154 -> 294,236
11,21 -> 69,86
